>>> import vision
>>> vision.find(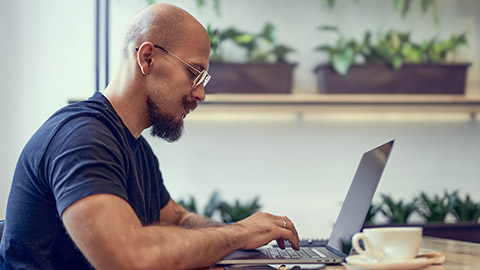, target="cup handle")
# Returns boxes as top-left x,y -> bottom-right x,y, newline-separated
352,232 -> 378,259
